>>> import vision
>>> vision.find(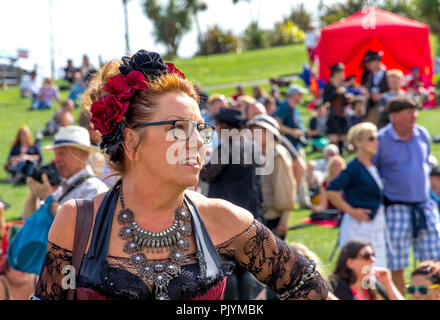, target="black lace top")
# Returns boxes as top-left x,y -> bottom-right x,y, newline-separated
36,219 -> 328,300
